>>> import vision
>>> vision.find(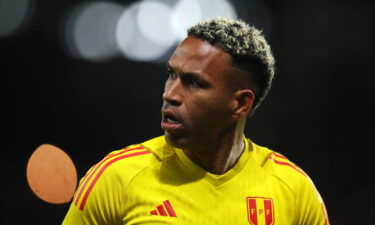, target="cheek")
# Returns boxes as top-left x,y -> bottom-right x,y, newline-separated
187,94 -> 232,127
